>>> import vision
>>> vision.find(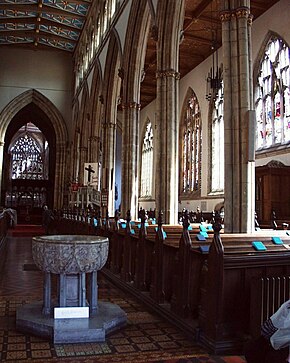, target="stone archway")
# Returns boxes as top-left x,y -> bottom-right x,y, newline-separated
0,89 -> 68,209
